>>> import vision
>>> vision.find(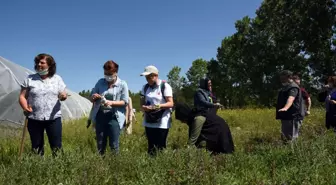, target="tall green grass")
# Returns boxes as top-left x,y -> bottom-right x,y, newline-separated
0,108 -> 335,185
